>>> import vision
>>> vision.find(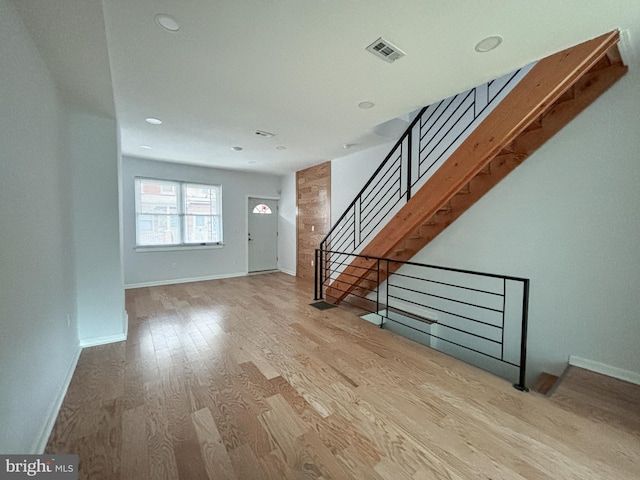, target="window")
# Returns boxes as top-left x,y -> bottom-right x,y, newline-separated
135,178 -> 222,247
252,203 -> 273,214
